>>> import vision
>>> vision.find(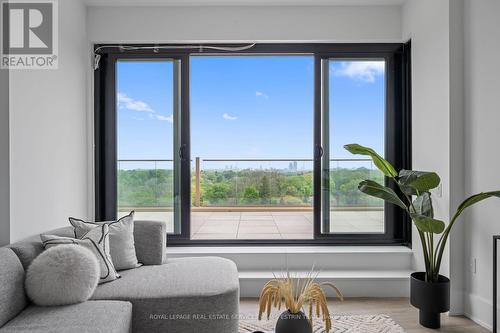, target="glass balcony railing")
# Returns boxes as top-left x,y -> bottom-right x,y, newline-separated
117,158 -> 383,210
117,159 -> 174,209
192,158 -> 314,207
327,159 -> 384,209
